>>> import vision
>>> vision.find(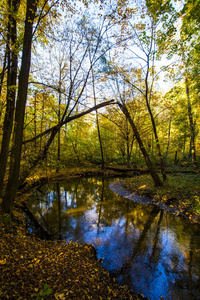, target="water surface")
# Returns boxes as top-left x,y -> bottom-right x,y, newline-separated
28,177 -> 200,300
